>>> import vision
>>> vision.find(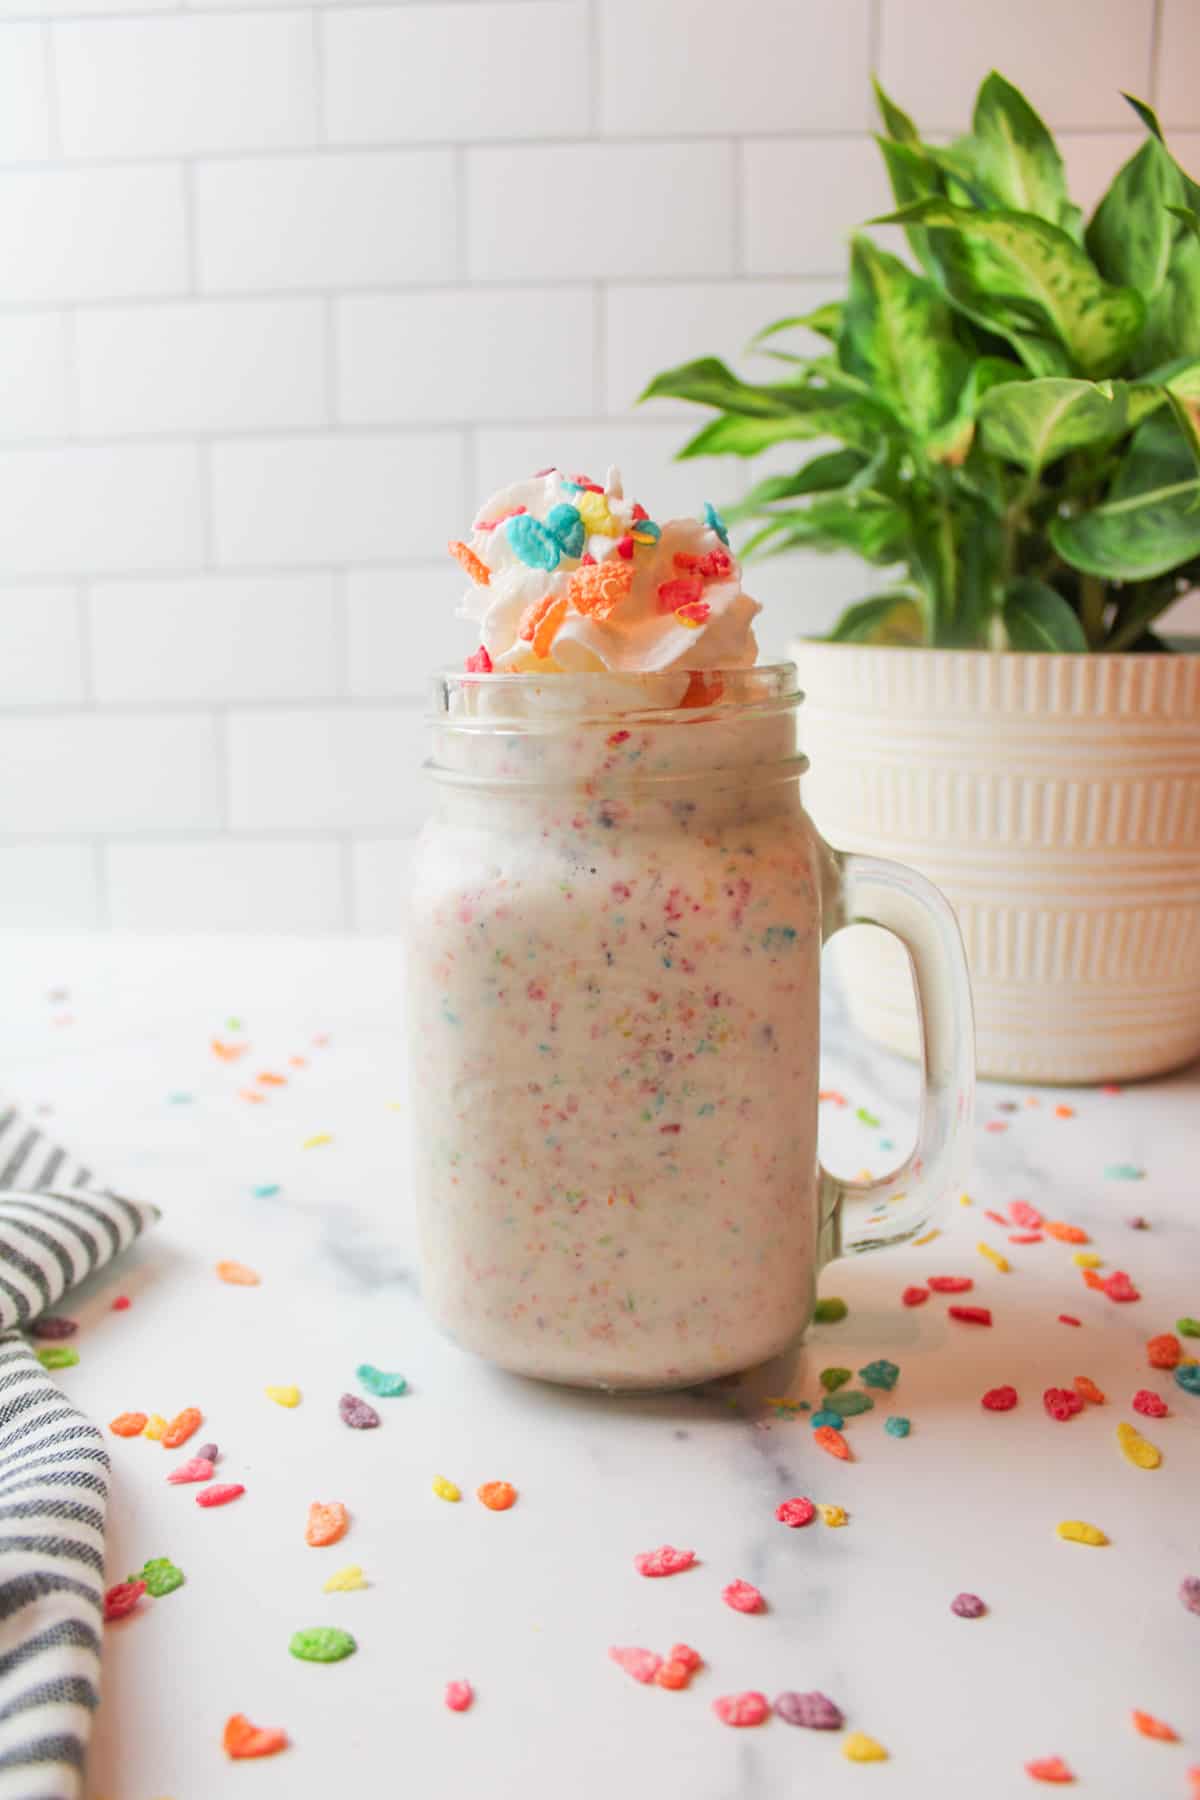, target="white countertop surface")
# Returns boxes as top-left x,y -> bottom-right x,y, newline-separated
0,934 -> 1197,1800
